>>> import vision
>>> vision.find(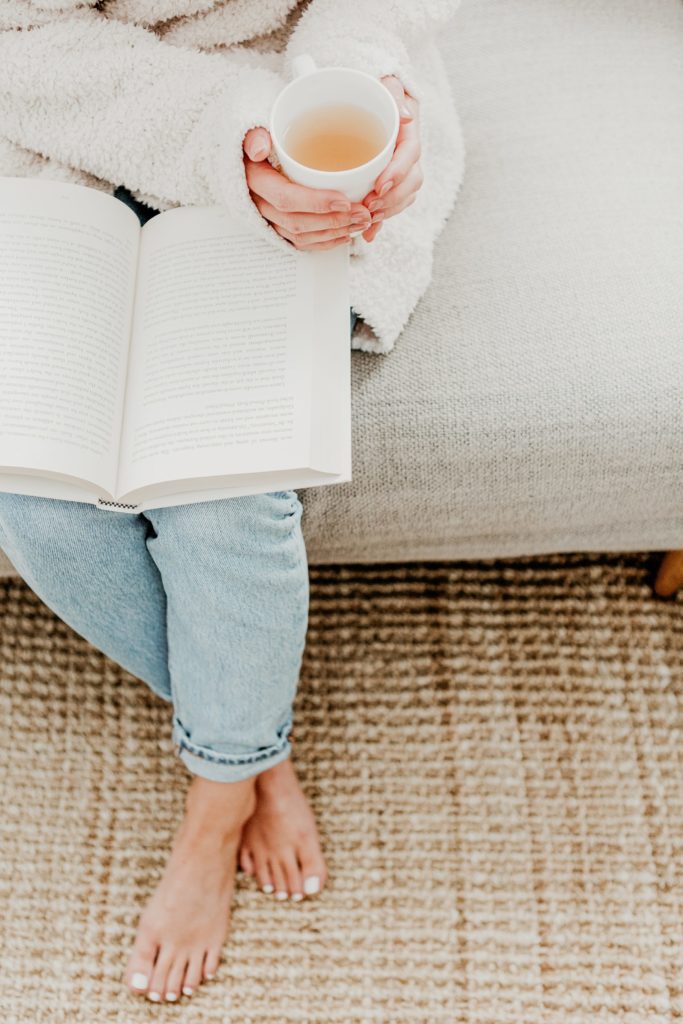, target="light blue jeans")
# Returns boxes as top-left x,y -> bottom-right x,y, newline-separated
0,491 -> 308,782
0,187 -> 361,784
